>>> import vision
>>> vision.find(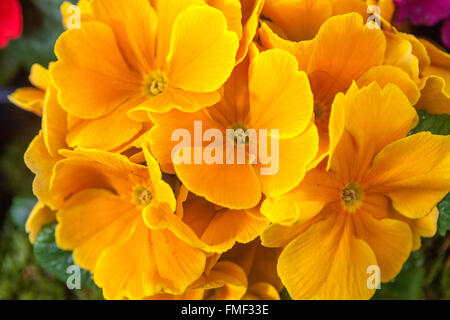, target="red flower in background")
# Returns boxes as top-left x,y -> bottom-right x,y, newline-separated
0,0 -> 22,49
